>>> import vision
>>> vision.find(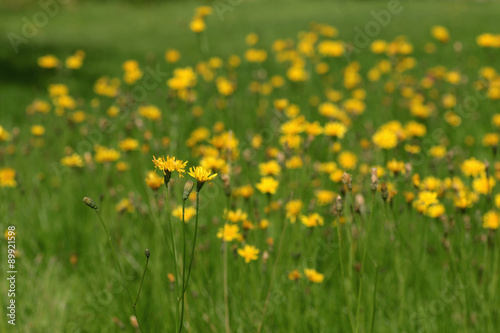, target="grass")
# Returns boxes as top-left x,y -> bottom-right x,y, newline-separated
0,0 -> 500,332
